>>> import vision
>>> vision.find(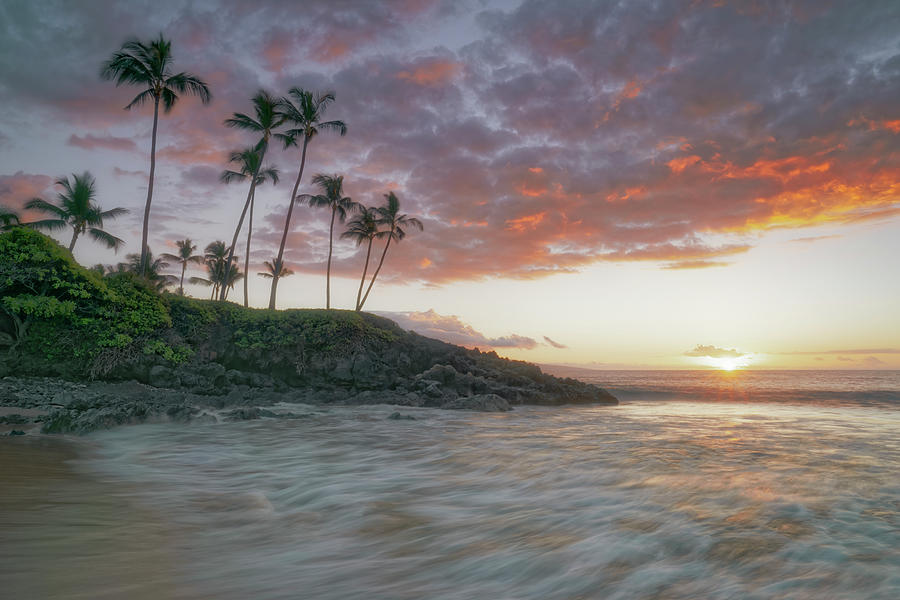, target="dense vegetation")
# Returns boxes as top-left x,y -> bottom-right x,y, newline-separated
0,228 -> 397,381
